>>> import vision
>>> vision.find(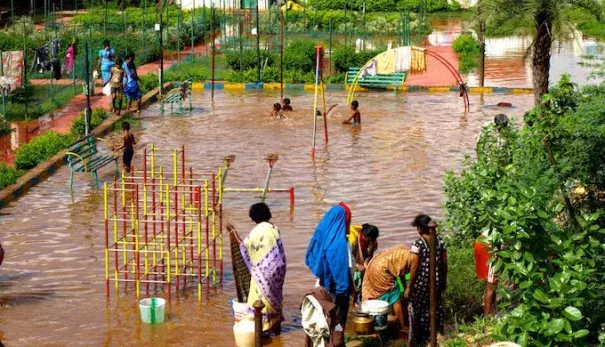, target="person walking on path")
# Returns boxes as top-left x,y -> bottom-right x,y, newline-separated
96,39 -> 115,85
122,53 -> 142,115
